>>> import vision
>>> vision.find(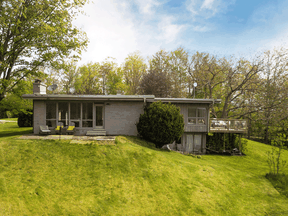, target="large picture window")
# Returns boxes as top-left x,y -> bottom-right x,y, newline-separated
46,102 -> 56,127
58,102 -> 69,126
82,102 -> 93,127
45,101 -> 96,128
188,108 -> 206,125
70,102 -> 81,127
